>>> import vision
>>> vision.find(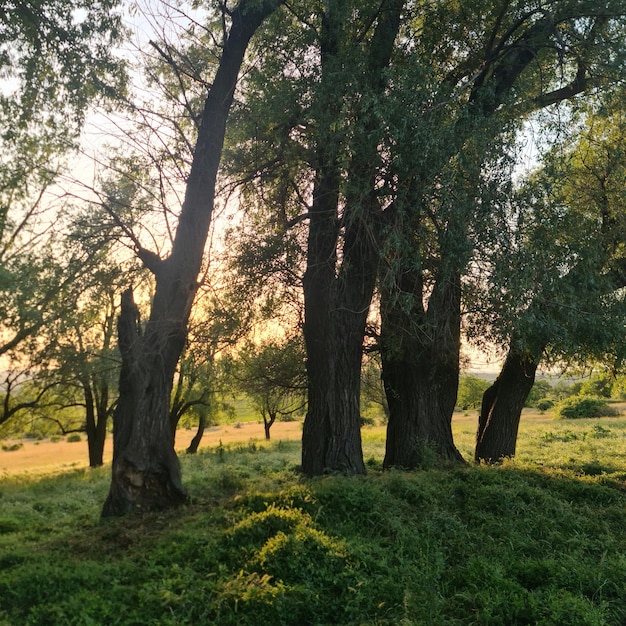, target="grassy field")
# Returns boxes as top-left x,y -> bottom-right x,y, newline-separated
1,409 -> 626,625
